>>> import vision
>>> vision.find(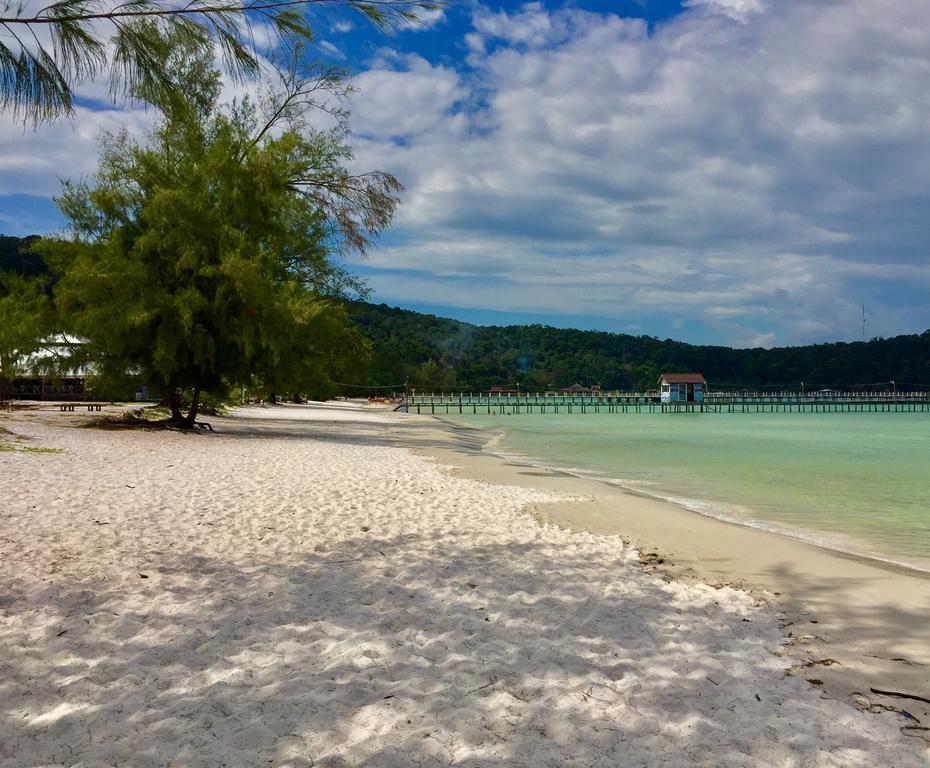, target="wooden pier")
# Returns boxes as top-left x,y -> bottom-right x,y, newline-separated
401,392 -> 930,415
